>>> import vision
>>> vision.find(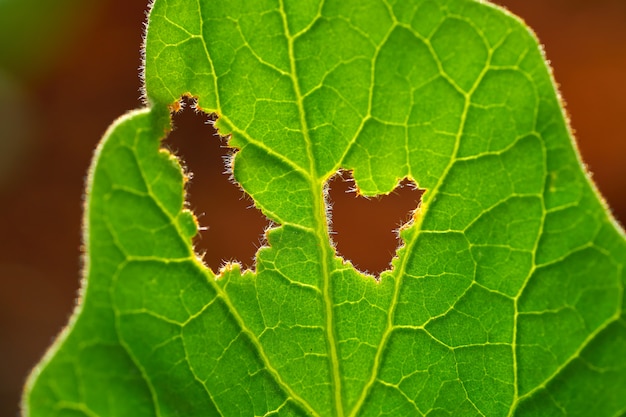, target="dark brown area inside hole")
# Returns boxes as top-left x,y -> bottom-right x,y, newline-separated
328,171 -> 424,275
166,98 -> 269,271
